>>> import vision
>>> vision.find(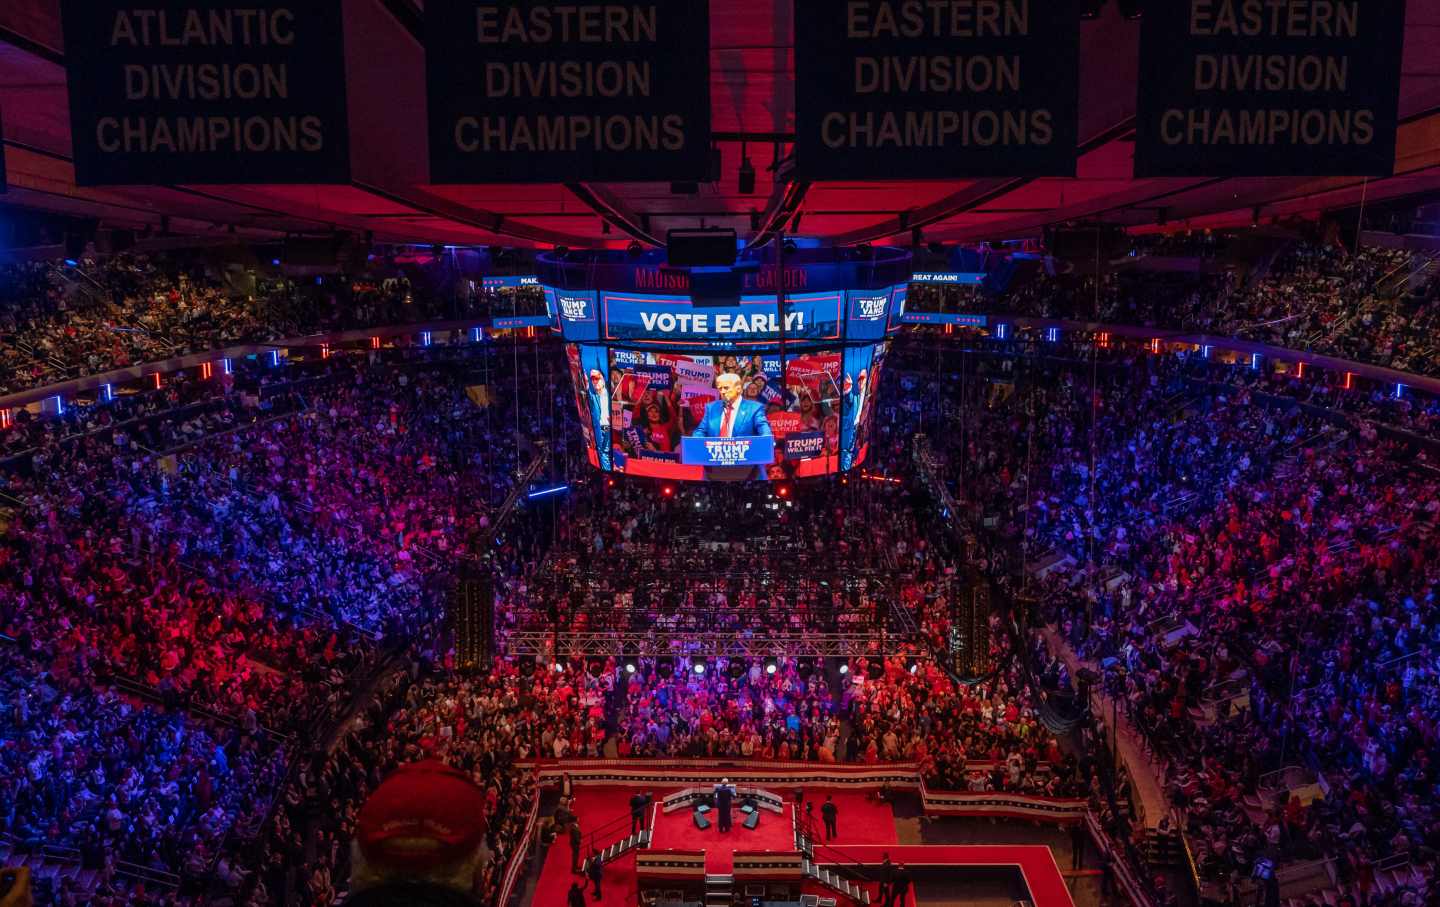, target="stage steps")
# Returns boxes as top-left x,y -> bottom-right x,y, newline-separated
705,873 -> 734,907
802,859 -> 872,905
580,828 -> 652,875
